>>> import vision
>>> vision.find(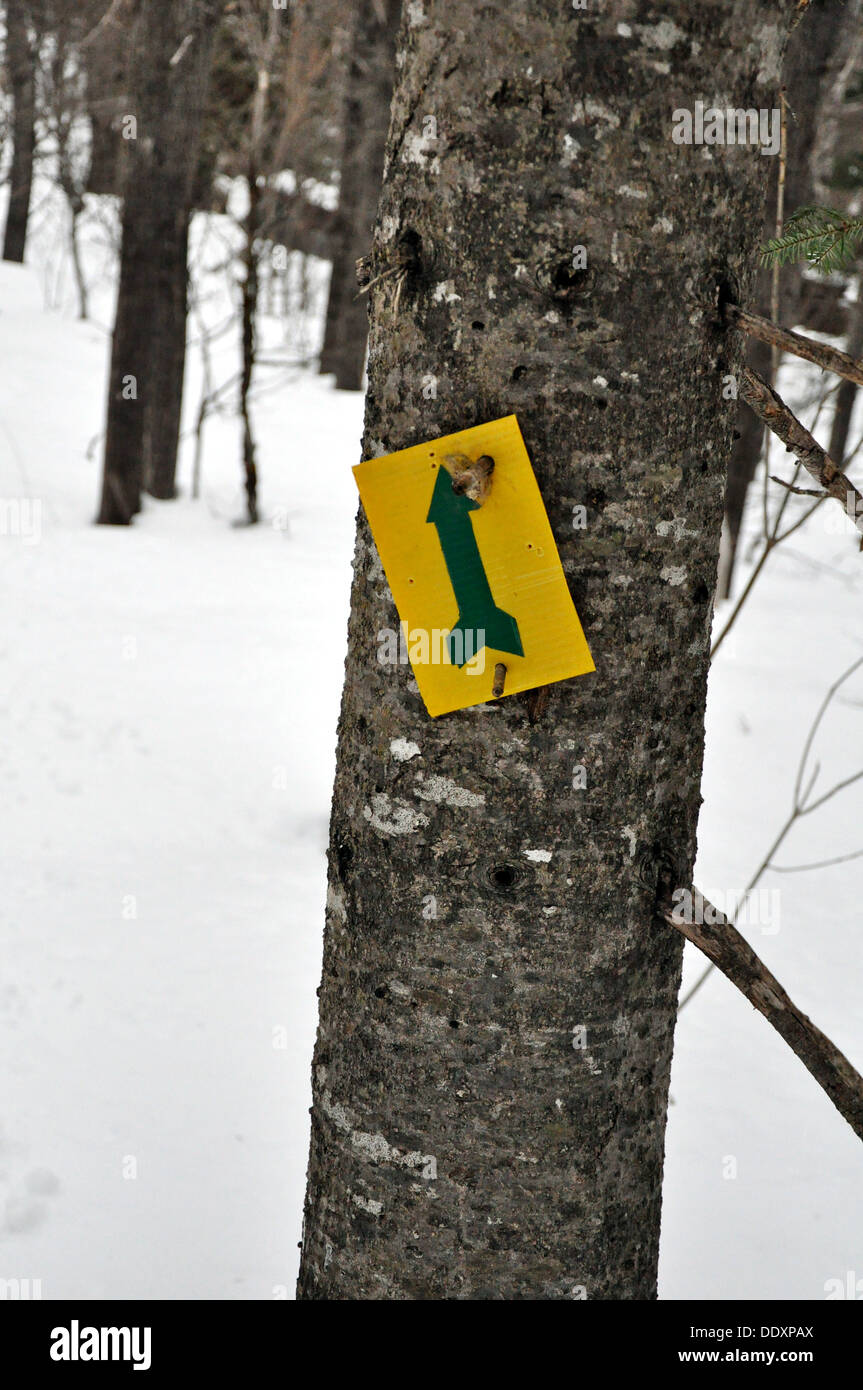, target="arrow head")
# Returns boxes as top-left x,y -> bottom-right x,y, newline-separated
426,463 -> 479,524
